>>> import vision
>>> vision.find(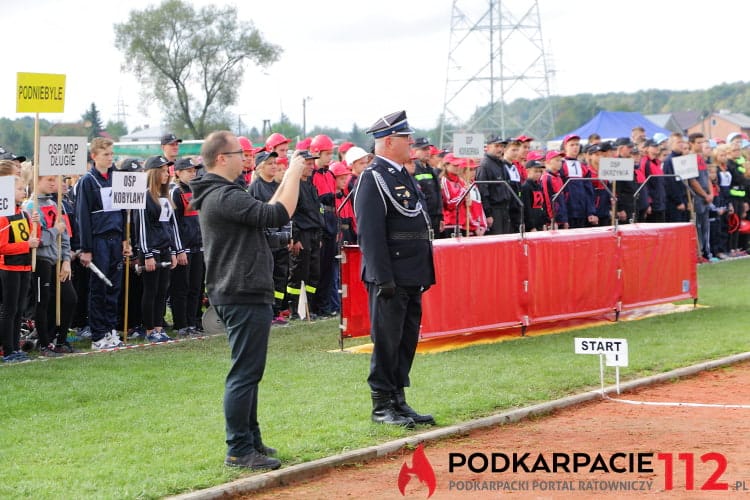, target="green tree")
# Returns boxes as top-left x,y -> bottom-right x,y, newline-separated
82,103 -> 105,140
270,113 -> 302,141
105,120 -> 128,141
114,0 -> 281,138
